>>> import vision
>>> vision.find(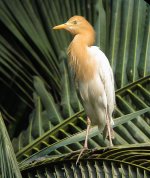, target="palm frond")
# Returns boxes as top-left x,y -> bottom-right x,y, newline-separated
14,76 -> 150,163
0,113 -> 22,178
18,107 -> 150,167
21,145 -> 150,177
0,0 -> 150,177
